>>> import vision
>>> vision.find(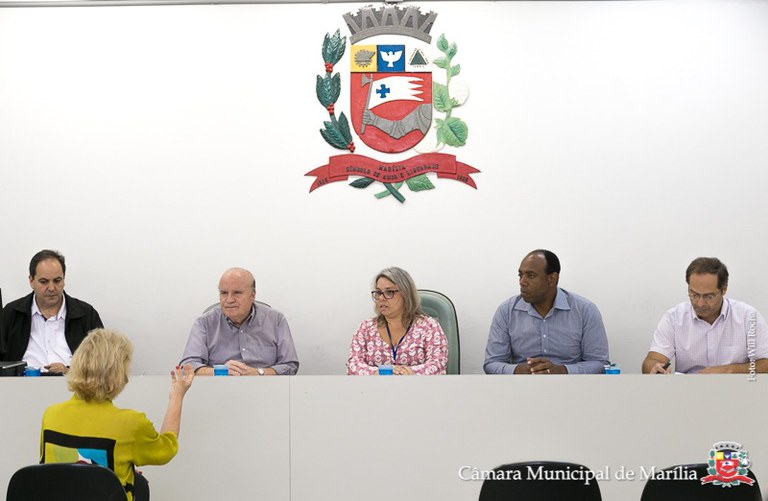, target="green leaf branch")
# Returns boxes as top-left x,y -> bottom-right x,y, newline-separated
348,173 -> 435,203
317,30 -> 355,153
433,34 -> 468,148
